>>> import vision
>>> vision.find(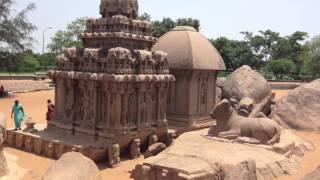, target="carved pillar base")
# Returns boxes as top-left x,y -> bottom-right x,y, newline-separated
108,143 -> 121,167
130,139 -> 141,159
